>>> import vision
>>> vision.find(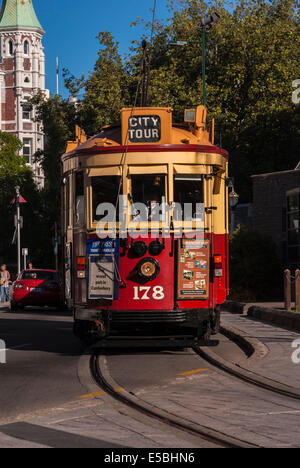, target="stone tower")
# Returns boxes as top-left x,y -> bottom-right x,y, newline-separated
0,0 -> 48,188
